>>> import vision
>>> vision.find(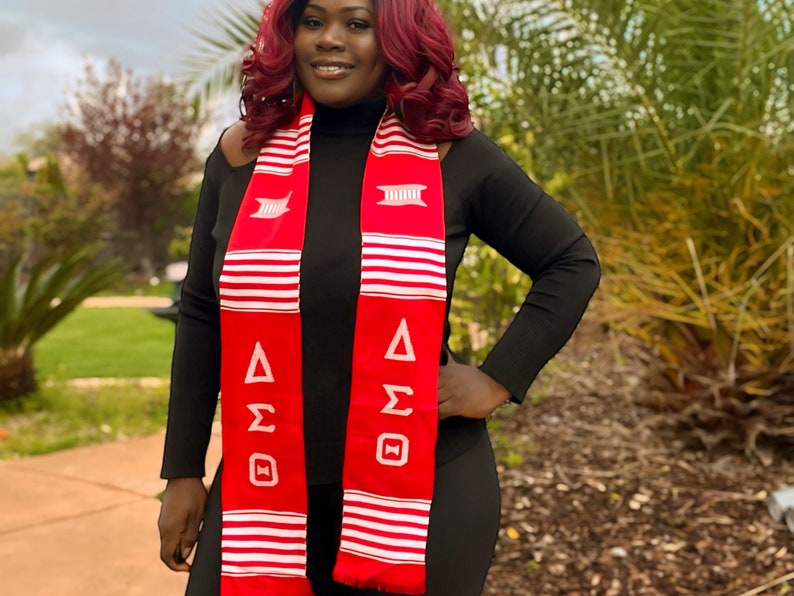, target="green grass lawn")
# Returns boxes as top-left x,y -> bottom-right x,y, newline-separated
34,306 -> 176,381
0,382 -> 170,459
0,305 -> 177,459
99,280 -> 178,297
